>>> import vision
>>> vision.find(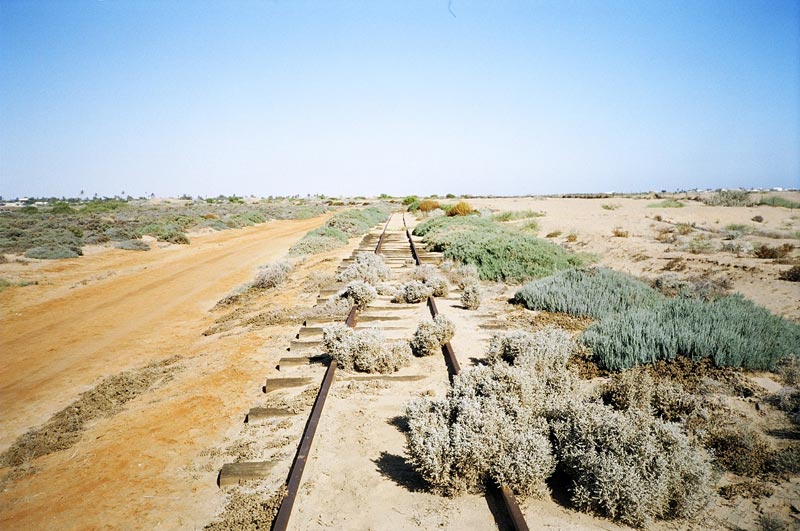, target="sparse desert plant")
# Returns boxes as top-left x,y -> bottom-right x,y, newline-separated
491,210 -> 544,221
704,420 -> 772,476
684,235 -> 714,254
754,243 -> 794,259
336,252 -> 391,284
418,200 -> 440,213
338,280 -> 377,310
648,199 -> 685,208
392,280 -> 434,303
322,324 -> 410,373
115,239 -> 150,251
410,315 -> 455,356
290,226 -> 348,255
775,357 -> 800,385
652,273 -> 730,301
253,259 -> 292,289
752,215 -> 764,222
612,227 -> 629,237
461,282 -> 481,310
303,297 -> 352,321
441,261 -> 480,289
550,401 -> 713,527
601,204 -> 621,210
566,232 -> 577,242
446,201 -> 475,216
721,240 -> 754,255
703,190 -> 753,207
545,230 -> 561,238
676,222 -> 695,235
